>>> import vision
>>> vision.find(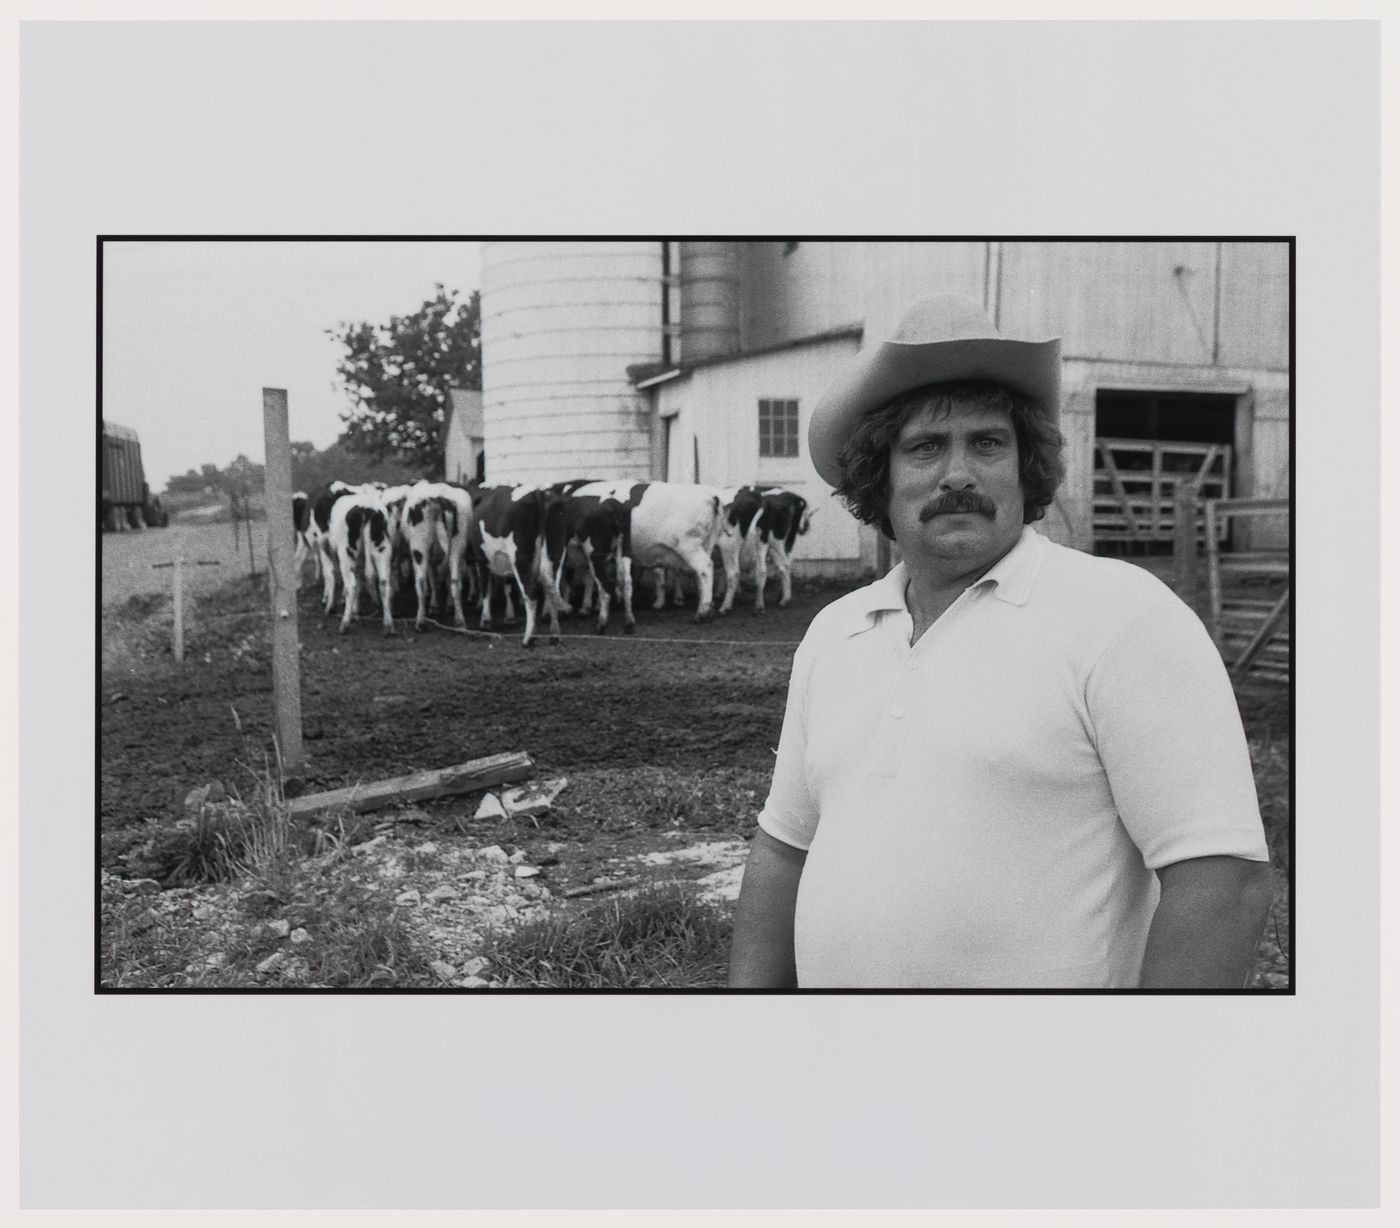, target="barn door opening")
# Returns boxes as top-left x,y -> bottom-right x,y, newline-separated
1093,389 -> 1238,556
